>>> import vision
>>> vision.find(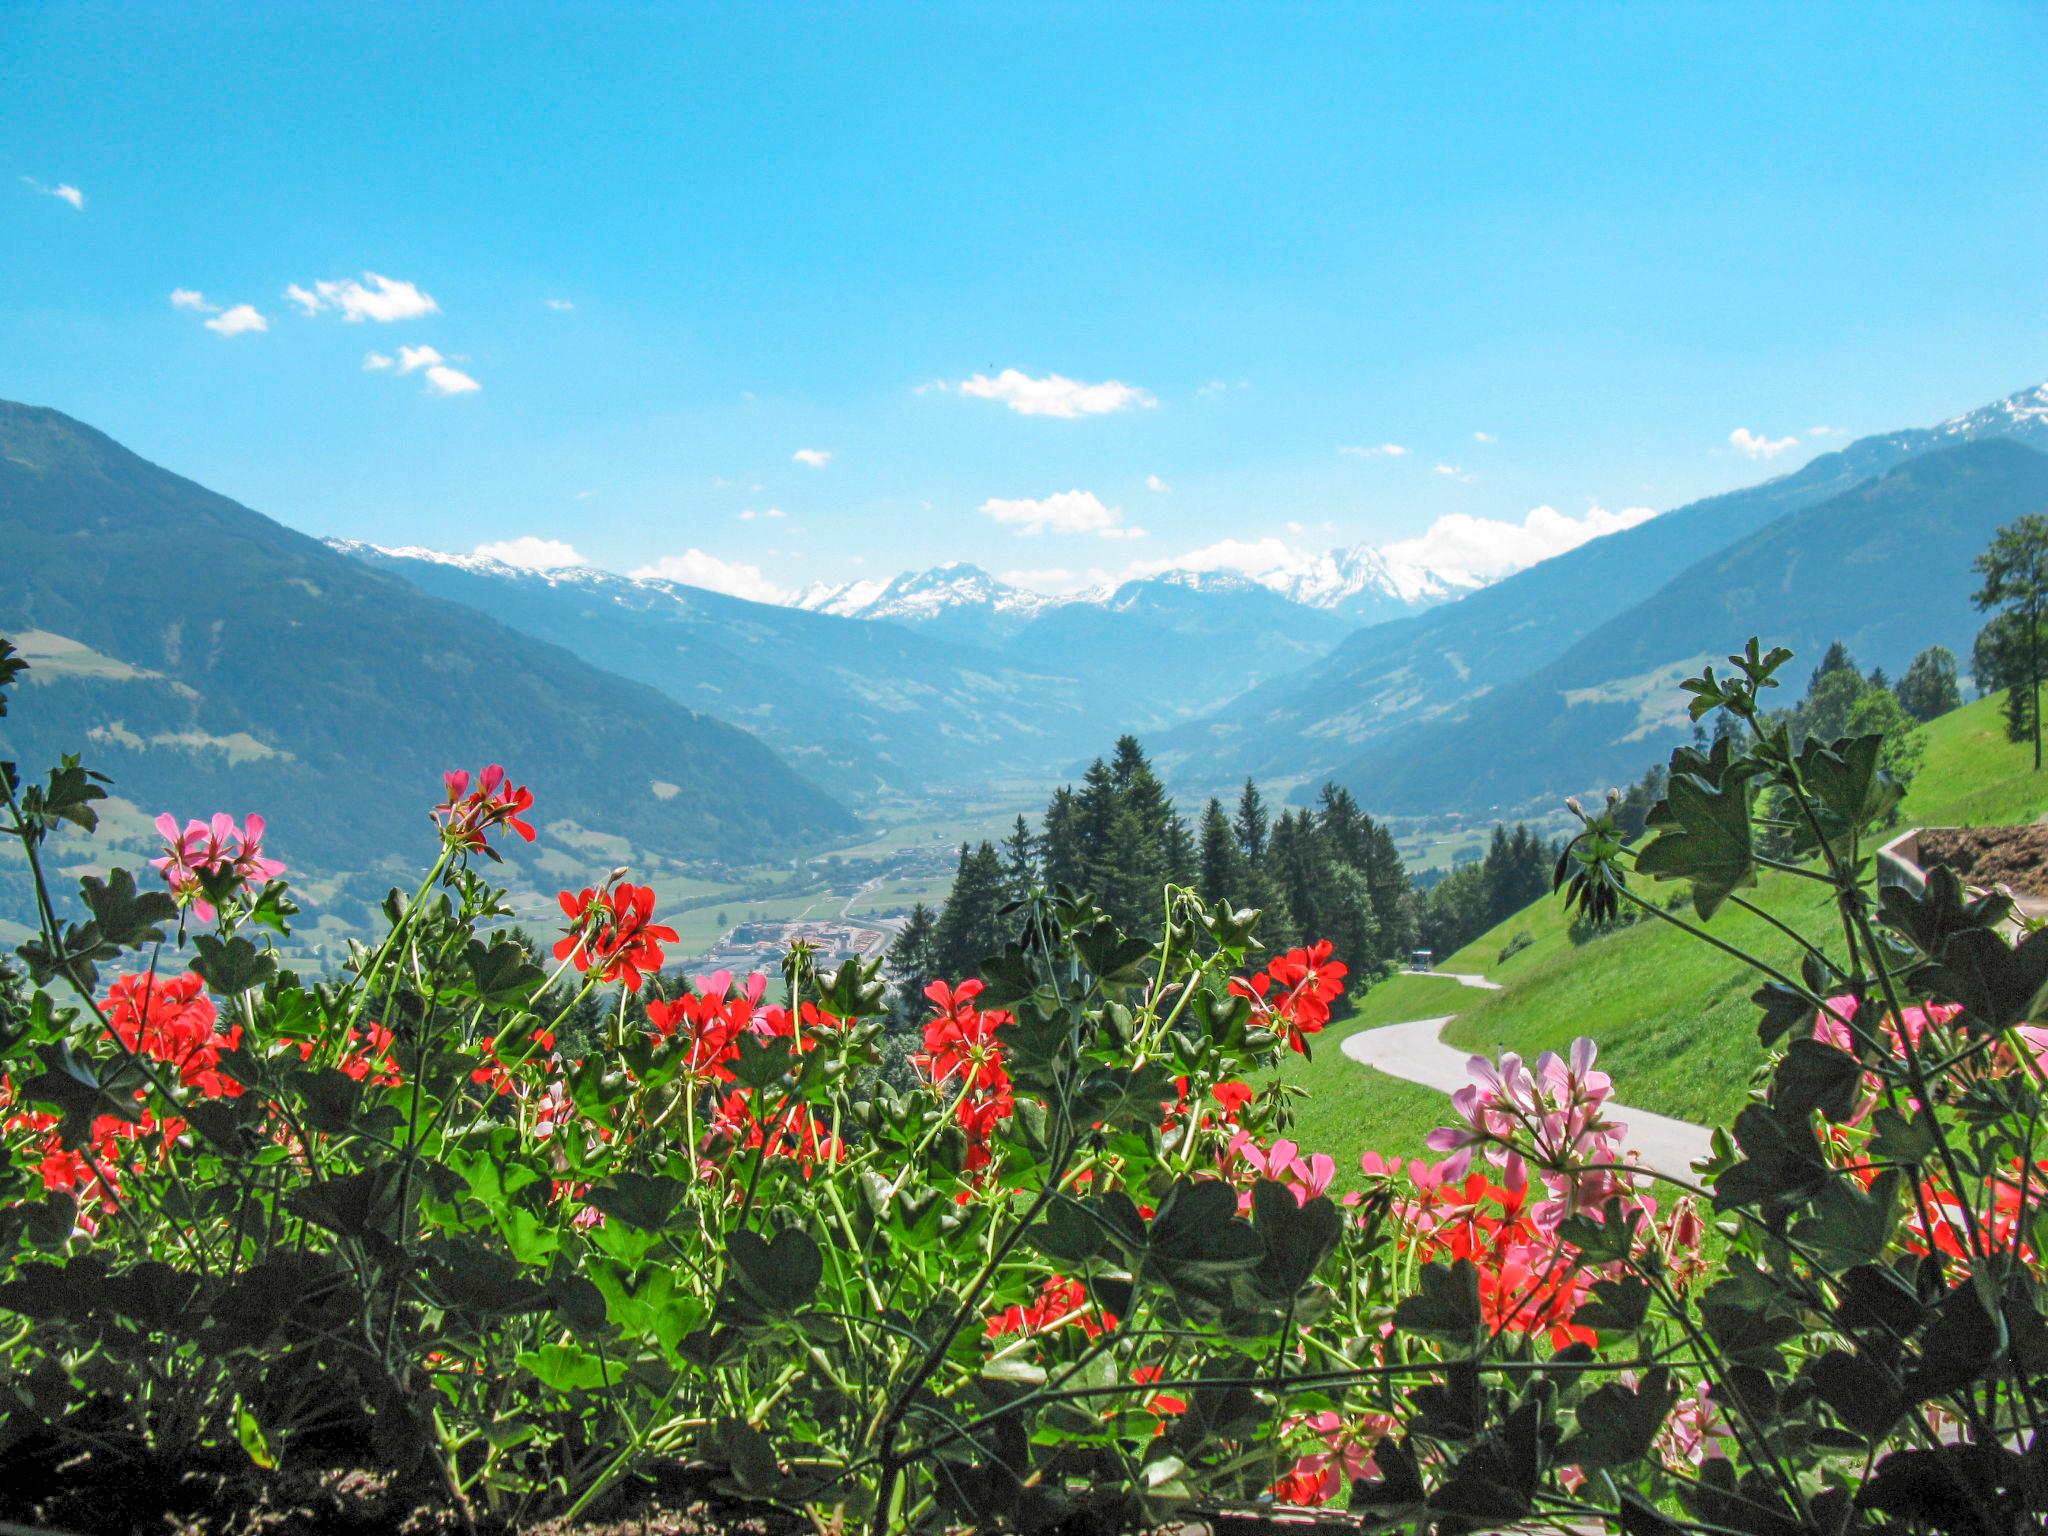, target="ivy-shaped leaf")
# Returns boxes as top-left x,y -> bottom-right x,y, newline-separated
1633,760 -> 1758,919
78,867 -> 176,951
192,934 -> 277,997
